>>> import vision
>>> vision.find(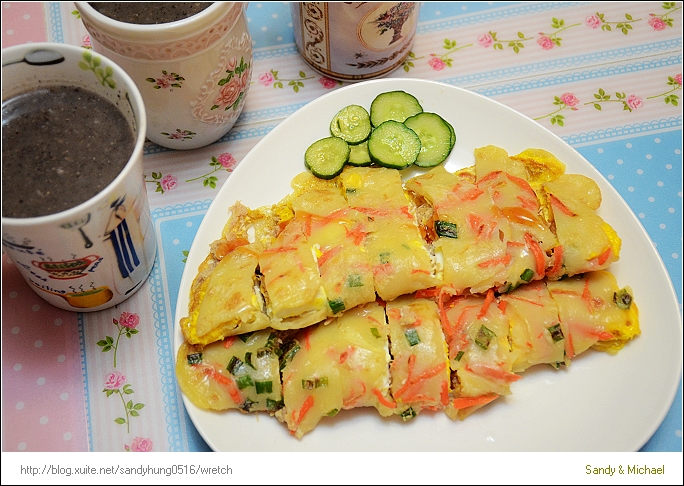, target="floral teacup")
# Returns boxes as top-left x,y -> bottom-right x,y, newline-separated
75,2 -> 253,150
